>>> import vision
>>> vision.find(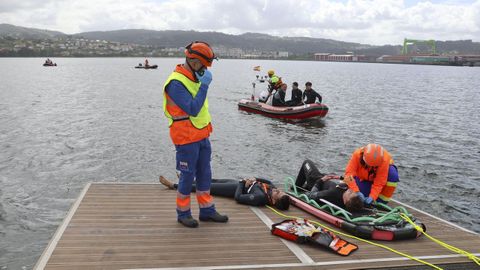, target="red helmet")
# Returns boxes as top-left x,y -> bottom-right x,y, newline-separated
184,41 -> 216,67
363,144 -> 384,167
